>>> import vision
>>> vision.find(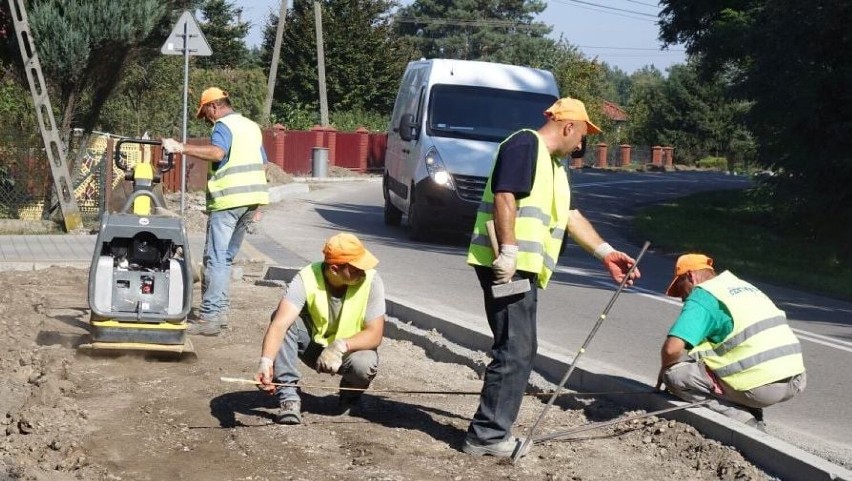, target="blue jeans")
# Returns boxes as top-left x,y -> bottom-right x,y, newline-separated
200,205 -> 256,320
273,315 -> 379,403
467,265 -> 539,444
